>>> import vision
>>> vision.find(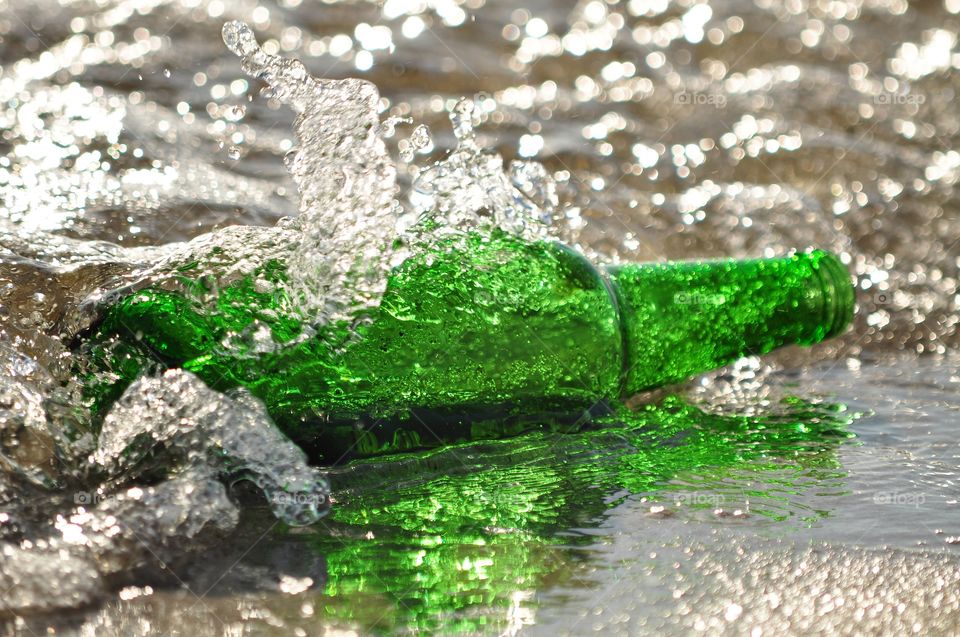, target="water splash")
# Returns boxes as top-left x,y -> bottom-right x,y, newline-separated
222,20 -> 405,326
0,465 -> 239,617
0,343 -> 74,489
410,97 -> 558,241
0,367 -> 329,617
95,369 -> 330,526
219,21 -> 565,324
399,123 -> 433,162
